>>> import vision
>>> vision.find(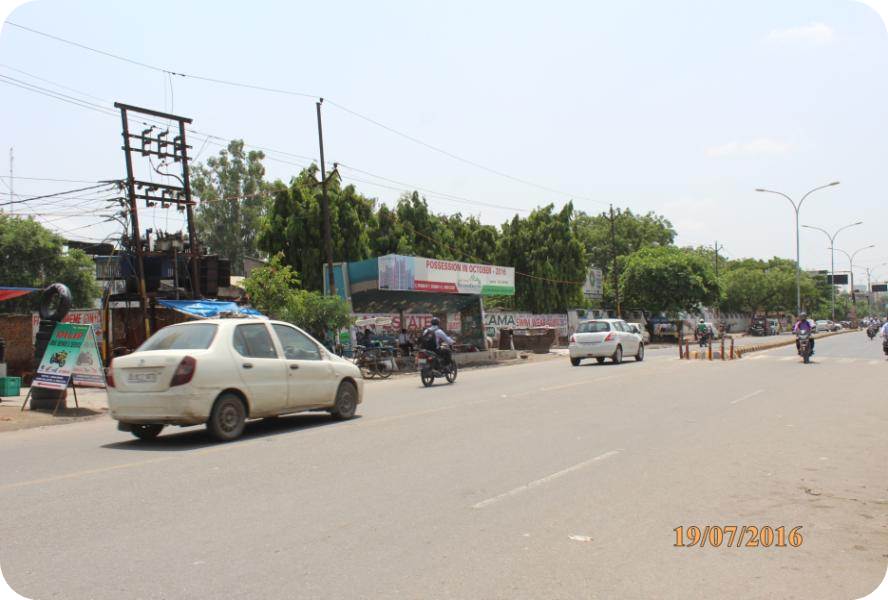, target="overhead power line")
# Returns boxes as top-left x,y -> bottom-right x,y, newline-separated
4,20 -> 608,207
0,183 -> 116,208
